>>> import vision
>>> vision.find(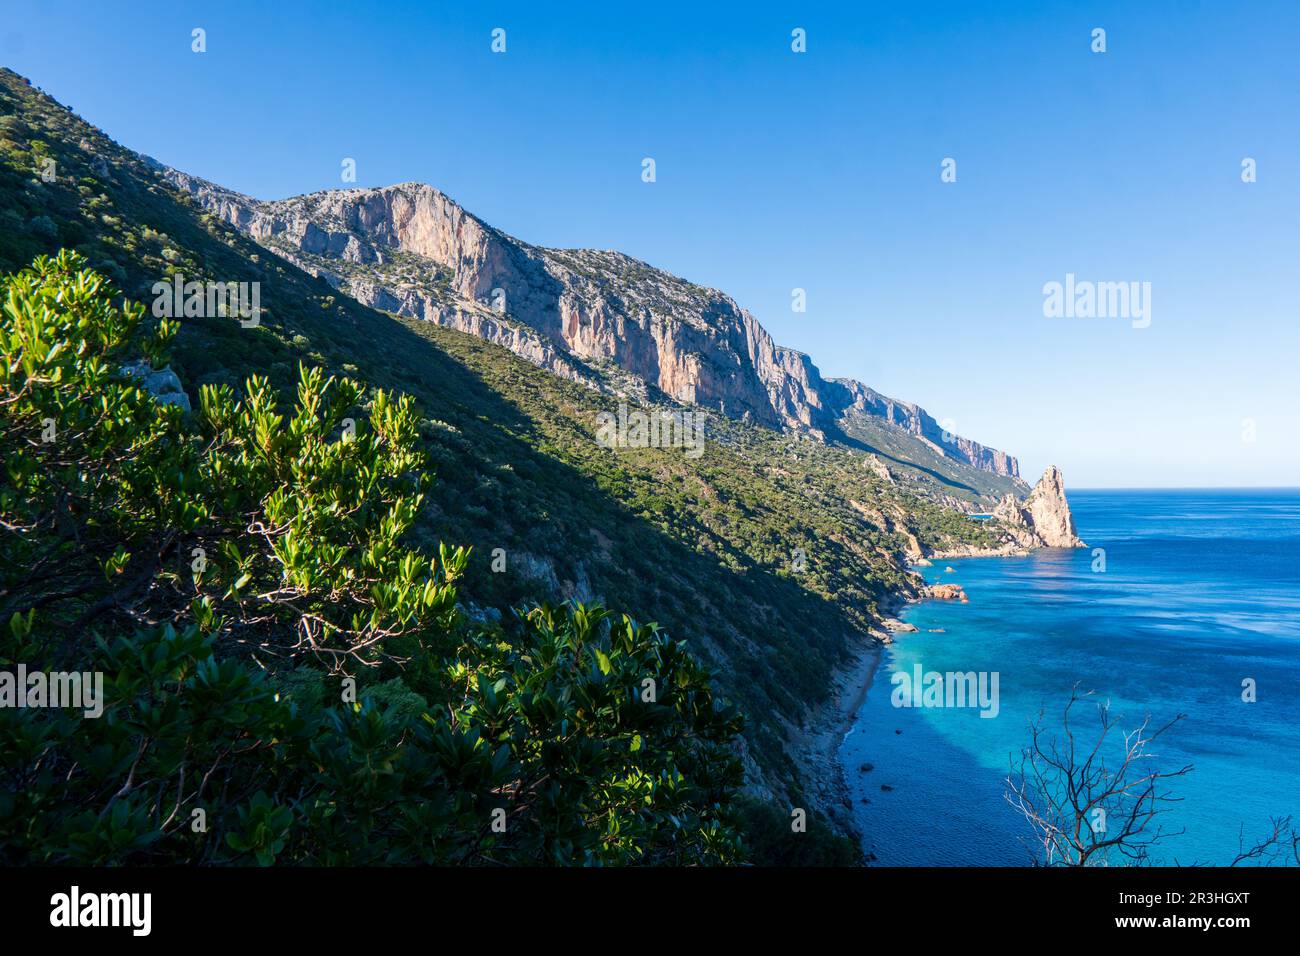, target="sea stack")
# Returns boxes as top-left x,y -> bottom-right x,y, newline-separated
992,465 -> 1086,548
